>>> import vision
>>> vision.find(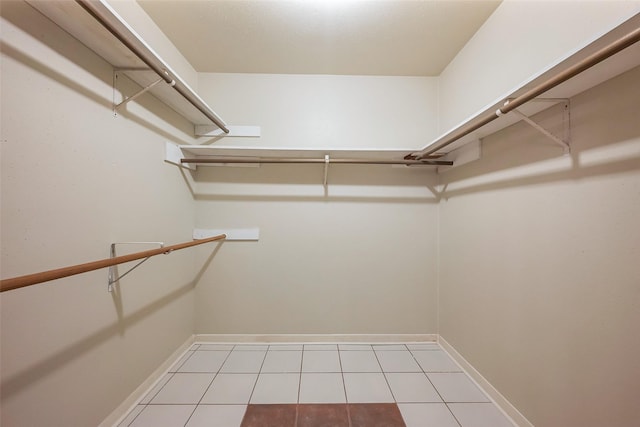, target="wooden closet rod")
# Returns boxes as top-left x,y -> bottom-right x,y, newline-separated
412,24 -> 640,159
0,234 -> 226,293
